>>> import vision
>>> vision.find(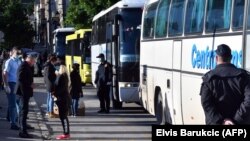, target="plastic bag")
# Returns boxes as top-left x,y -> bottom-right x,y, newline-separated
4,85 -> 11,94
78,98 -> 85,109
78,98 -> 85,116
